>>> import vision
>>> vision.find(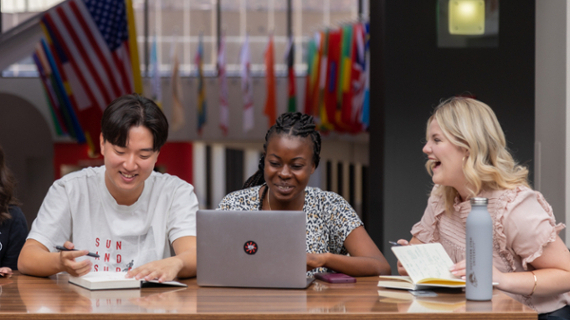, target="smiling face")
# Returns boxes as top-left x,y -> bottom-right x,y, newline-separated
100,125 -> 159,205
423,119 -> 470,198
264,134 -> 316,210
